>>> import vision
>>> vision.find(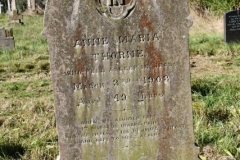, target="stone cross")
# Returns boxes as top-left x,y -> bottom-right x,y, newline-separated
43,0 -> 199,159
0,3 -> 3,14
